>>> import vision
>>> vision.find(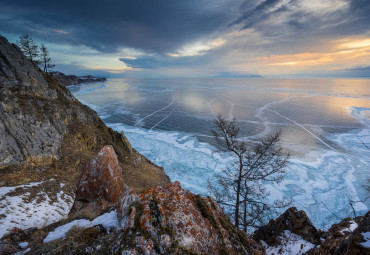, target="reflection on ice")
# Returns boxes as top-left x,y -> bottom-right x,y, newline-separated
71,78 -> 370,229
